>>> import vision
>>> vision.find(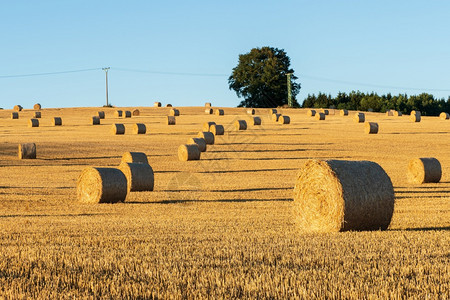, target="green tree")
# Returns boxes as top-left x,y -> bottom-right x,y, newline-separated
228,47 -> 300,108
